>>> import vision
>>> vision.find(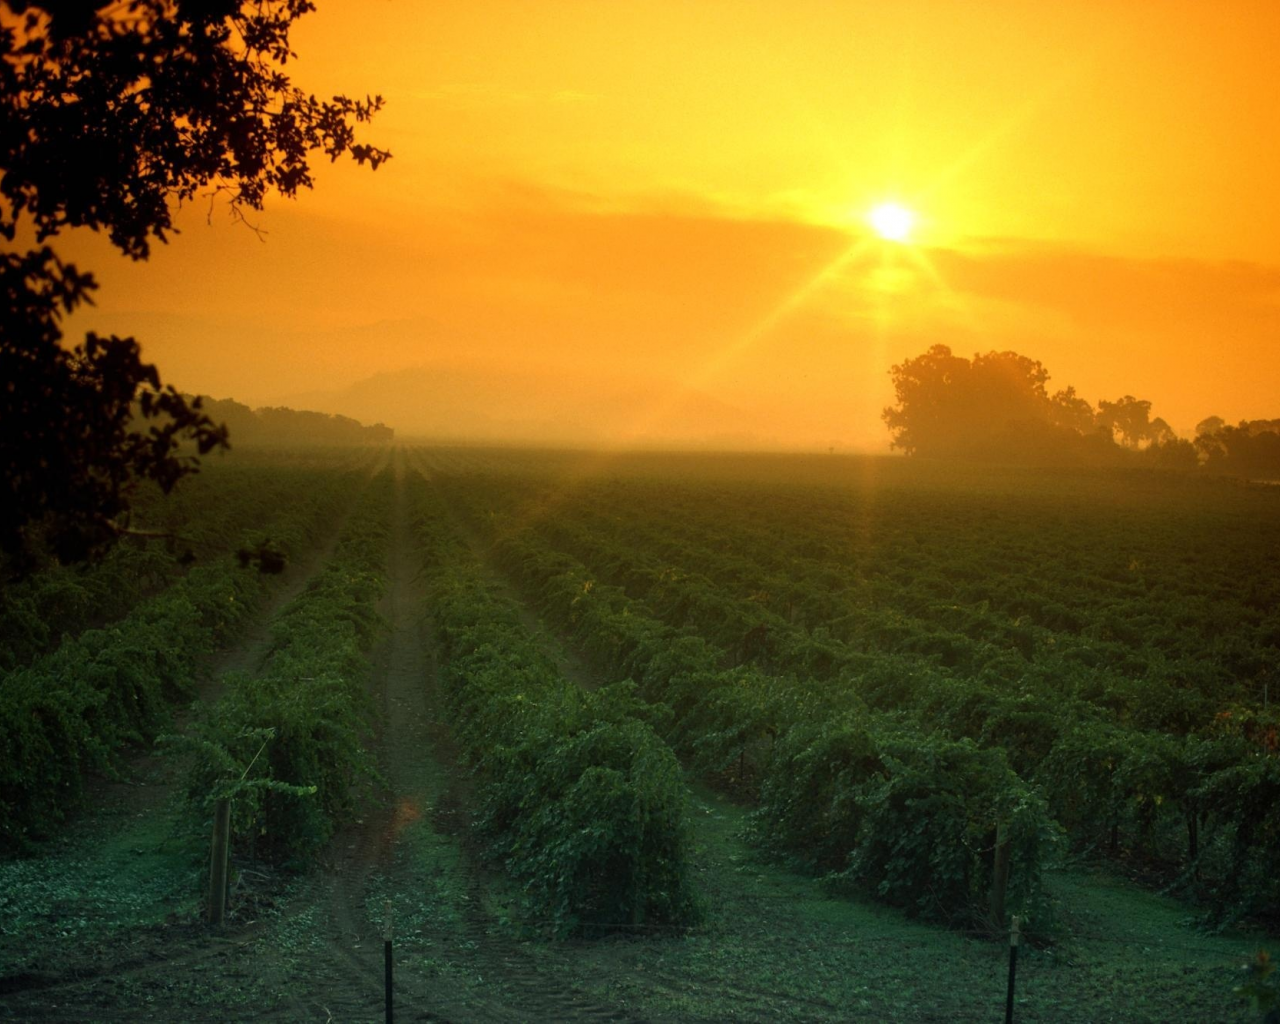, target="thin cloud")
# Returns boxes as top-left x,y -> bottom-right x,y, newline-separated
932,241 -> 1280,332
